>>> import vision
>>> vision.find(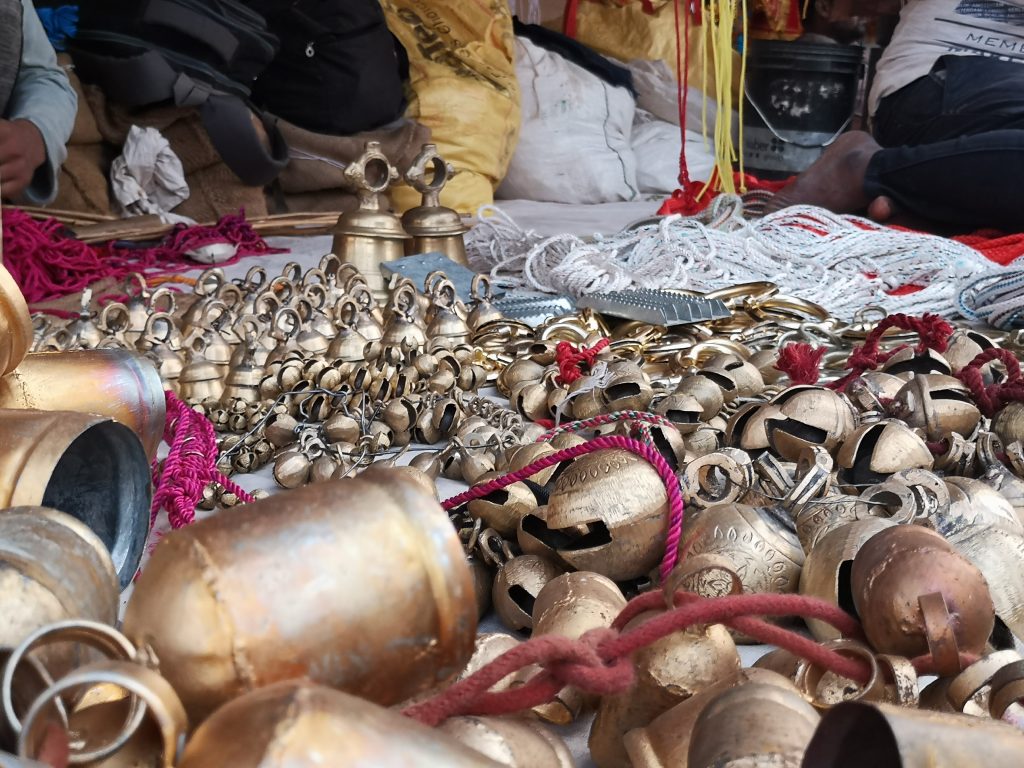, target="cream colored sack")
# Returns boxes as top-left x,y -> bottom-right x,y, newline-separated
382,0 -> 521,214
